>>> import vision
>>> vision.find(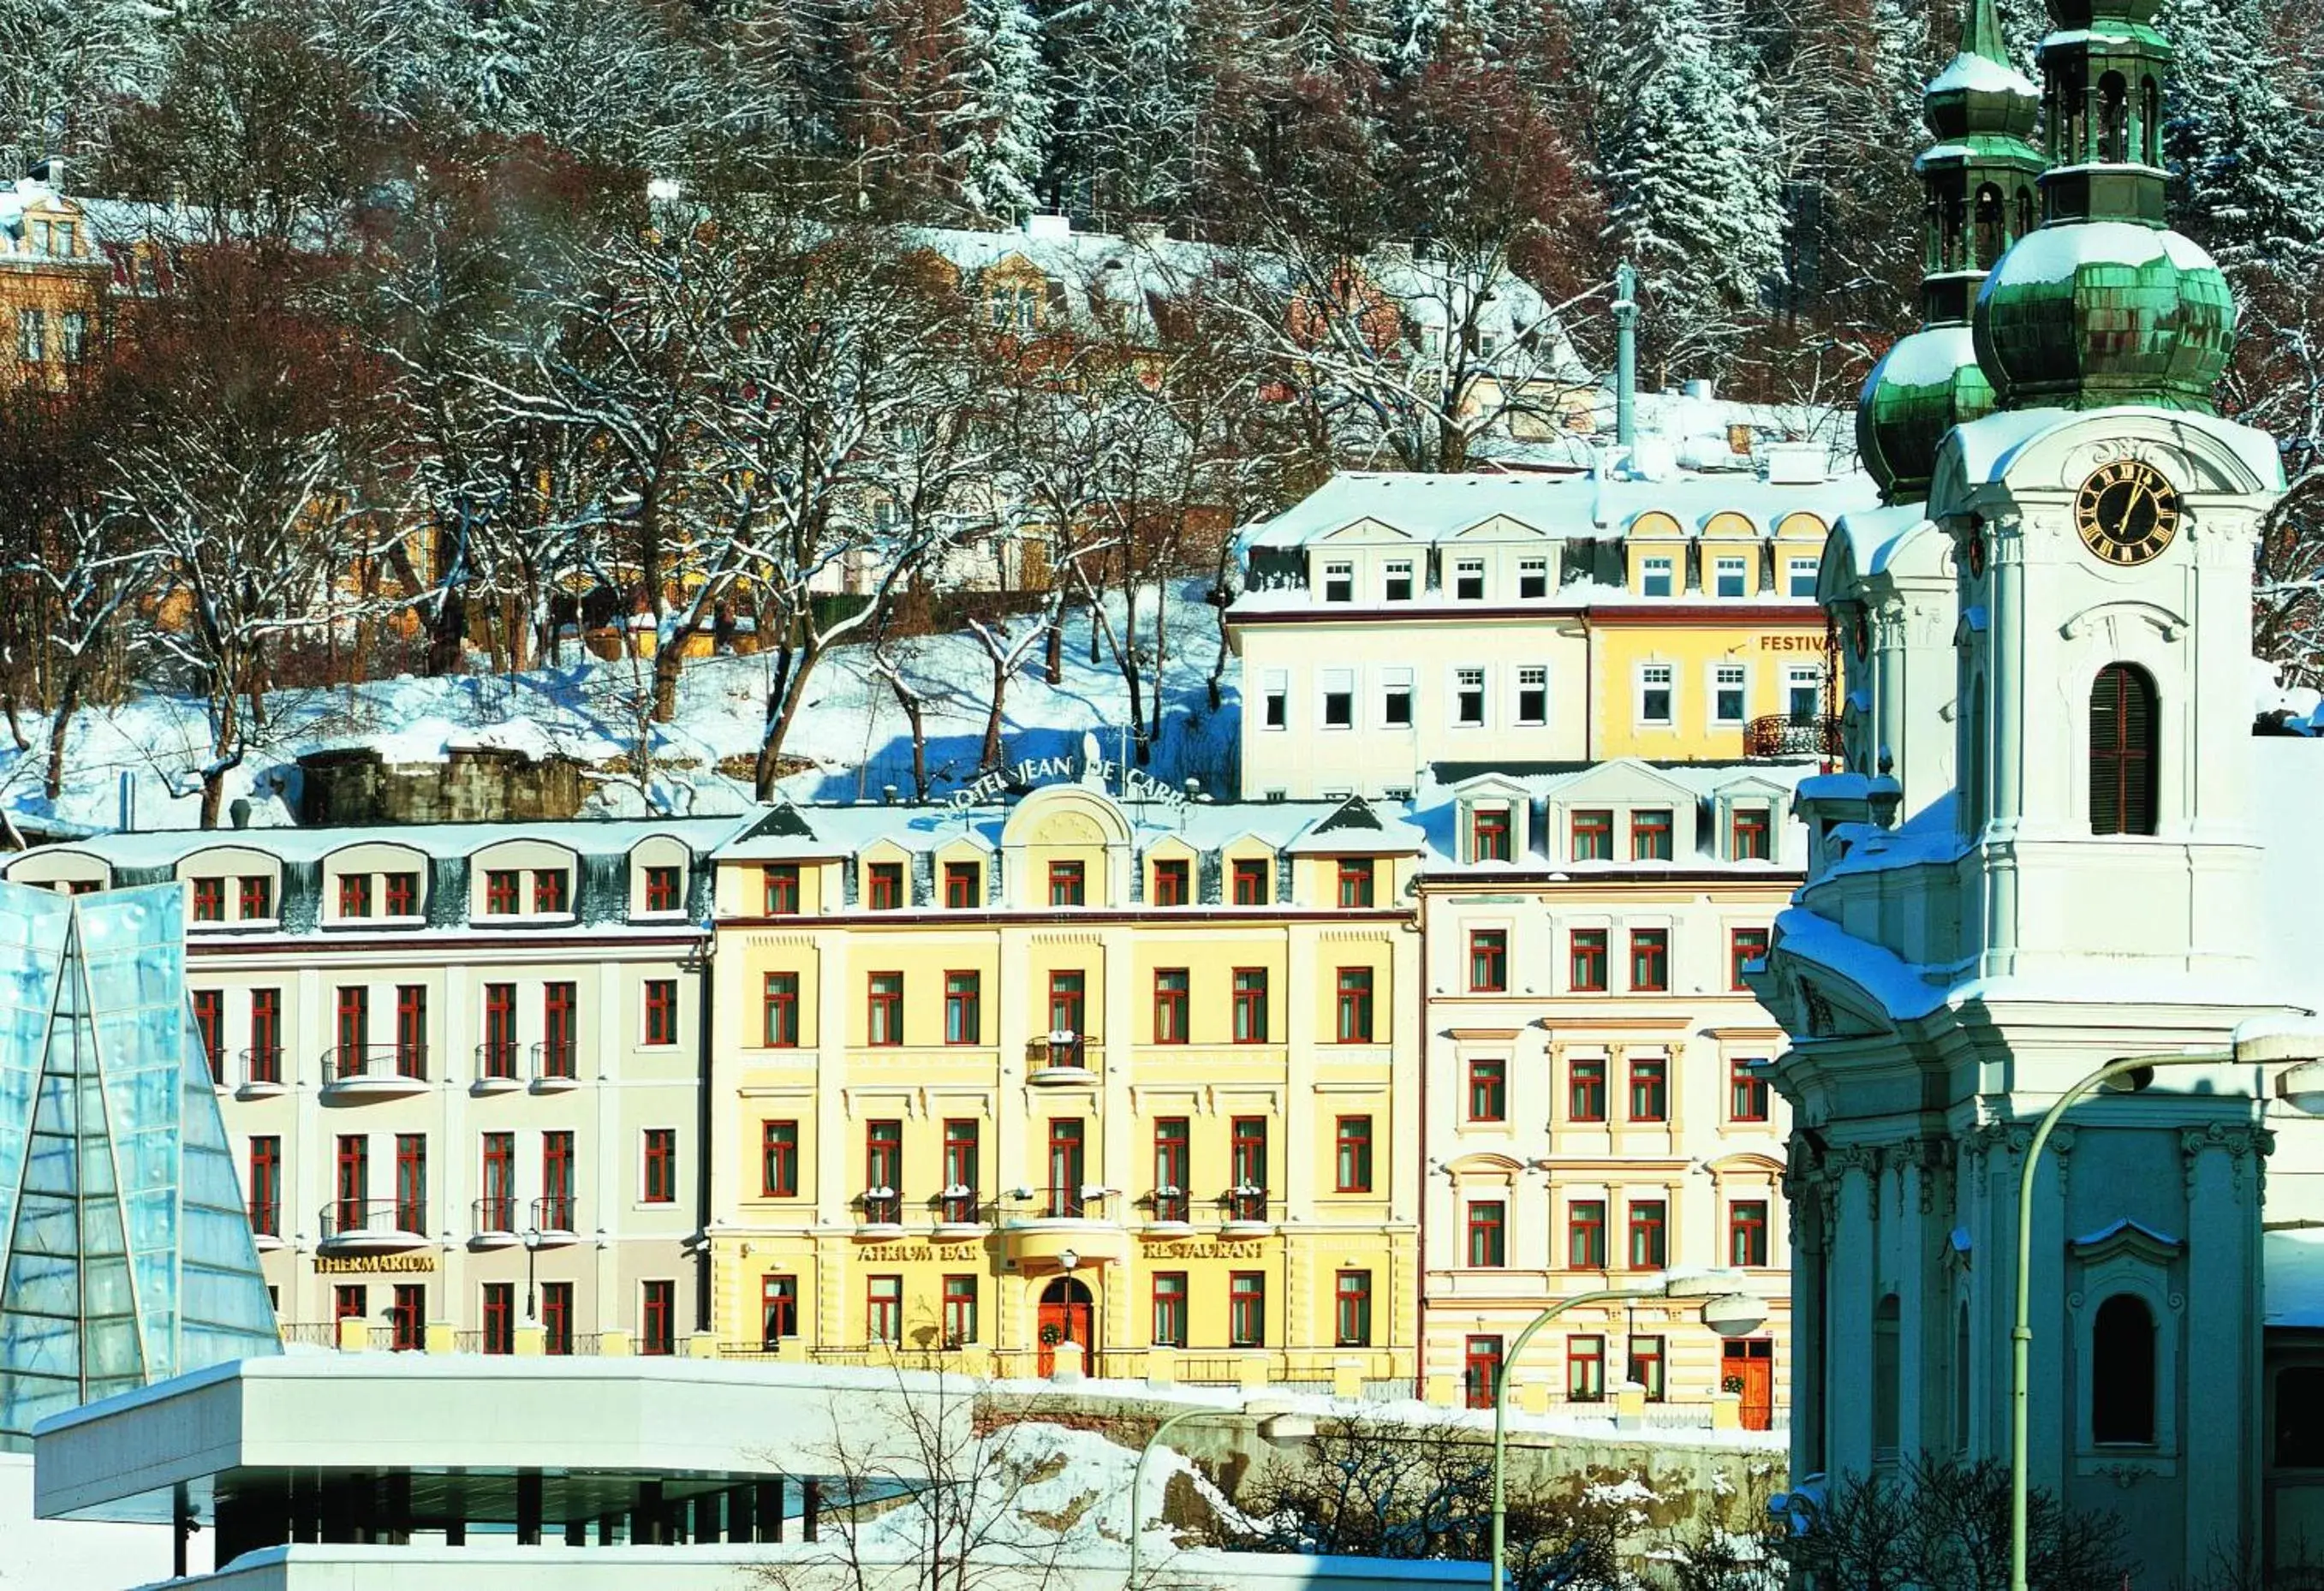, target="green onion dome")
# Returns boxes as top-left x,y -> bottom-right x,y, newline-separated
1859,327 -> 2000,504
